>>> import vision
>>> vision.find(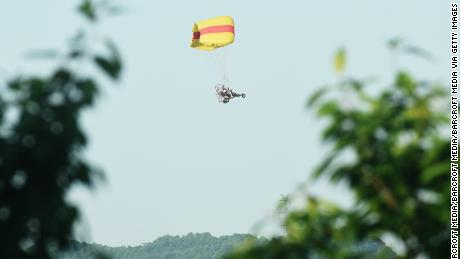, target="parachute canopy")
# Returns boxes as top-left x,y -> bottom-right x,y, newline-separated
190,16 -> 235,51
